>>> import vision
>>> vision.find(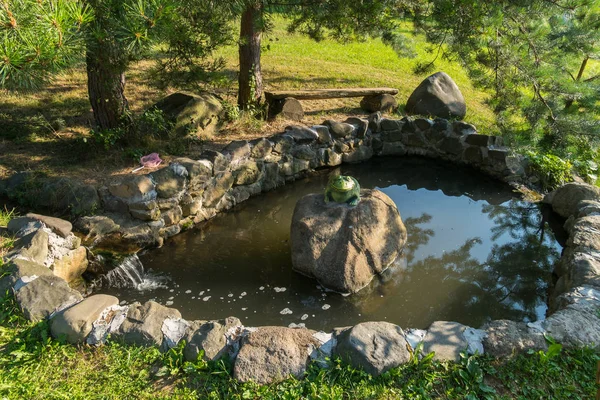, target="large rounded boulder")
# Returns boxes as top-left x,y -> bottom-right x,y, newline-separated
405,72 -> 466,119
290,189 -> 407,293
